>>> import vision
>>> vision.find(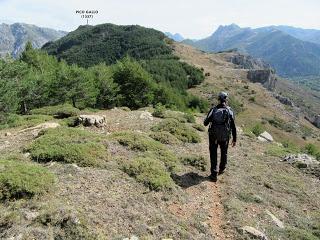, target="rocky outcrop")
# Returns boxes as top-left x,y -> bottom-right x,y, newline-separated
247,69 -> 277,90
0,23 -> 66,58
314,115 -> 320,128
274,94 -> 294,107
229,53 -> 271,70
